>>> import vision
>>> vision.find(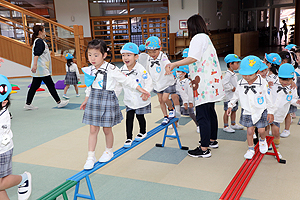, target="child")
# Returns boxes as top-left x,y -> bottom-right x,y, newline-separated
63,53 -> 80,99
222,54 -> 243,133
264,53 -> 281,88
227,56 -> 275,159
137,44 -> 149,69
258,60 -> 269,79
0,75 -> 32,200
116,42 -> 153,148
80,39 -> 150,169
176,65 -> 199,132
269,63 -> 300,158
145,36 -> 176,125
278,51 -> 297,137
